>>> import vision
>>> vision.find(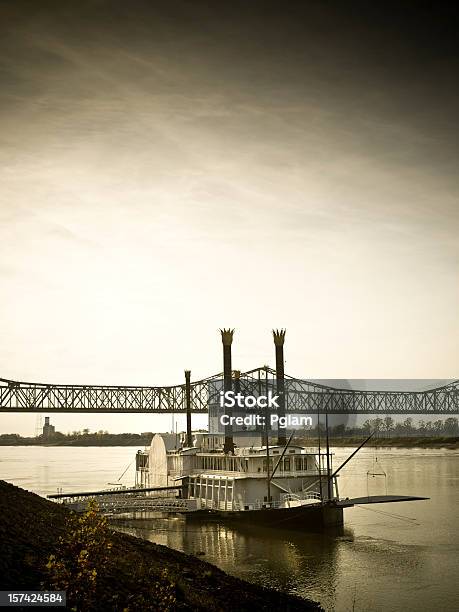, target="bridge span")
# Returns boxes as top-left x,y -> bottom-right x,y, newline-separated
0,367 -> 457,414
